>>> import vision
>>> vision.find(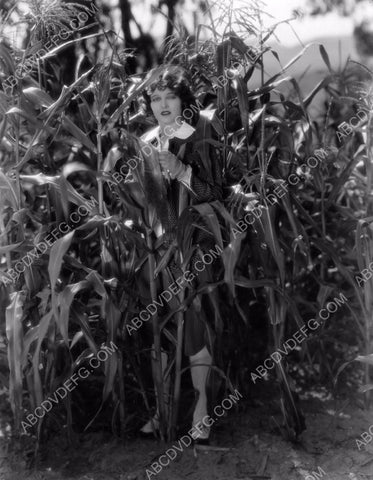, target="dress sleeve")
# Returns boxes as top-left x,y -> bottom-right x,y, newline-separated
184,146 -> 223,202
